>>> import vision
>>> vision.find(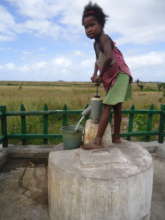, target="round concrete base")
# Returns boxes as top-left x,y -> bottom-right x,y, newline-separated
48,142 -> 153,220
